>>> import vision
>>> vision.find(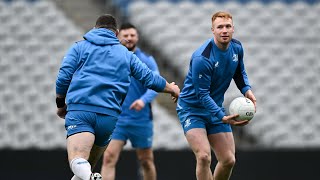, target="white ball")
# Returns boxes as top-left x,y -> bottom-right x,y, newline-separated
229,97 -> 255,121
